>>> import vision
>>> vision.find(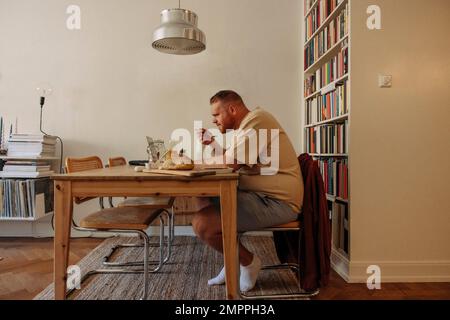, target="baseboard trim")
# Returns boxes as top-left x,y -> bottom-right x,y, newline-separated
331,247 -> 350,282
348,260 -> 450,283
